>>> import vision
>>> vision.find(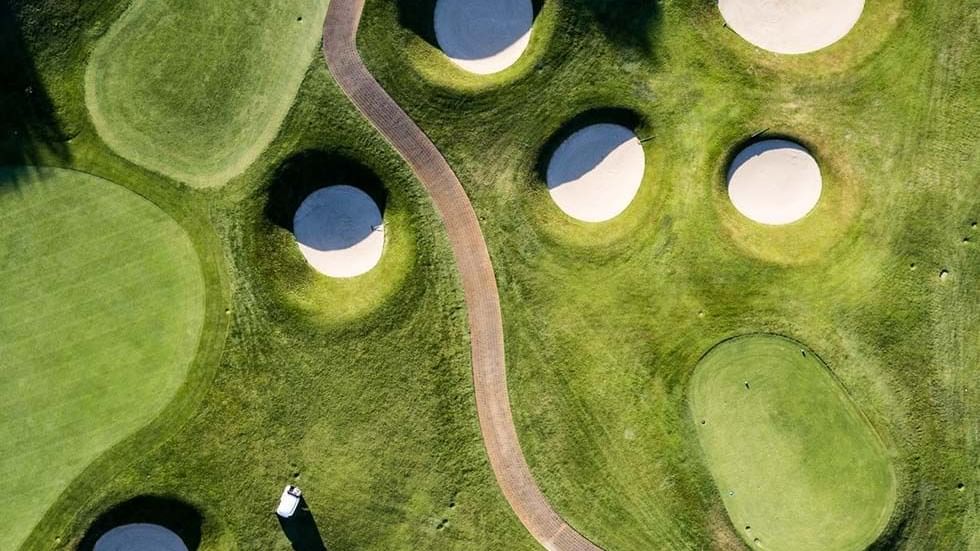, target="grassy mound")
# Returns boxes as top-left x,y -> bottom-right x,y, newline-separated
0,167 -> 205,550
689,335 -> 897,550
85,0 -> 329,188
